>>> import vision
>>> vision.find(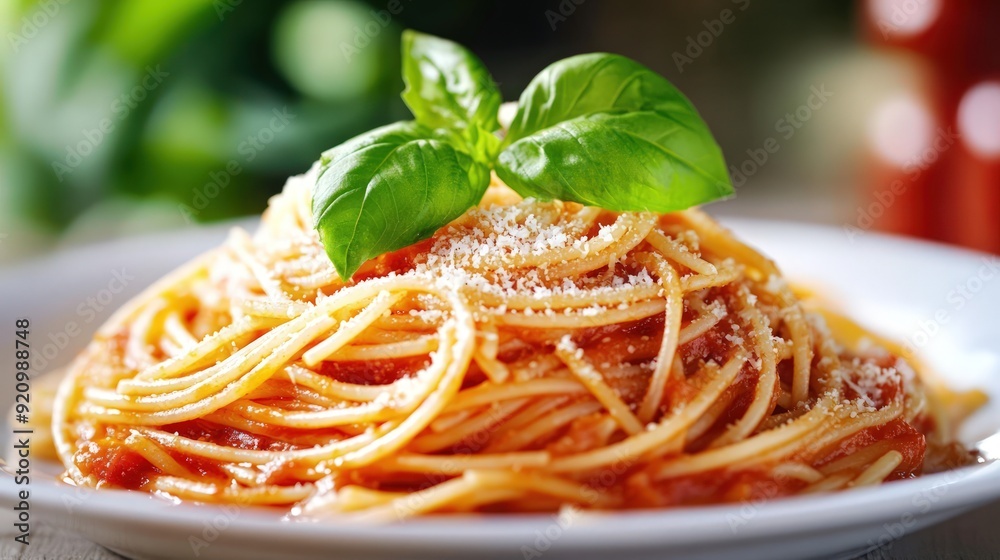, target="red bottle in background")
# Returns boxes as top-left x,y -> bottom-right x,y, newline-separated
860,0 -> 1000,253
951,80 -> 1000,254
862,90 -> 941,239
